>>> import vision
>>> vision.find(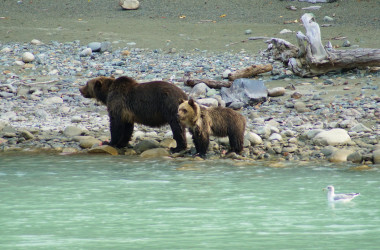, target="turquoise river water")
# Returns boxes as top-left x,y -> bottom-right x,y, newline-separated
0,154 -> 379,250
